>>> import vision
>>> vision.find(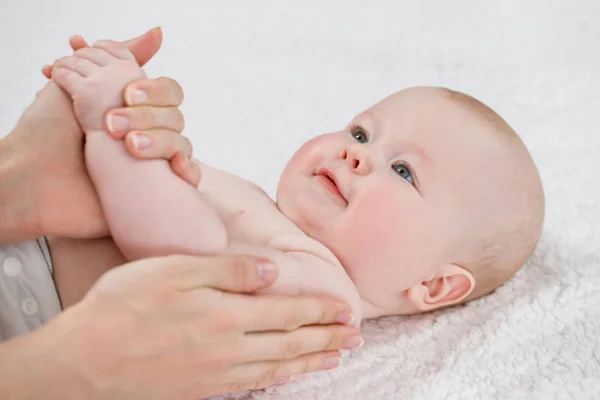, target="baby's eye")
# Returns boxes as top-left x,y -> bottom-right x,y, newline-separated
393,163 -> 414,185
351,128 -> 368,143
